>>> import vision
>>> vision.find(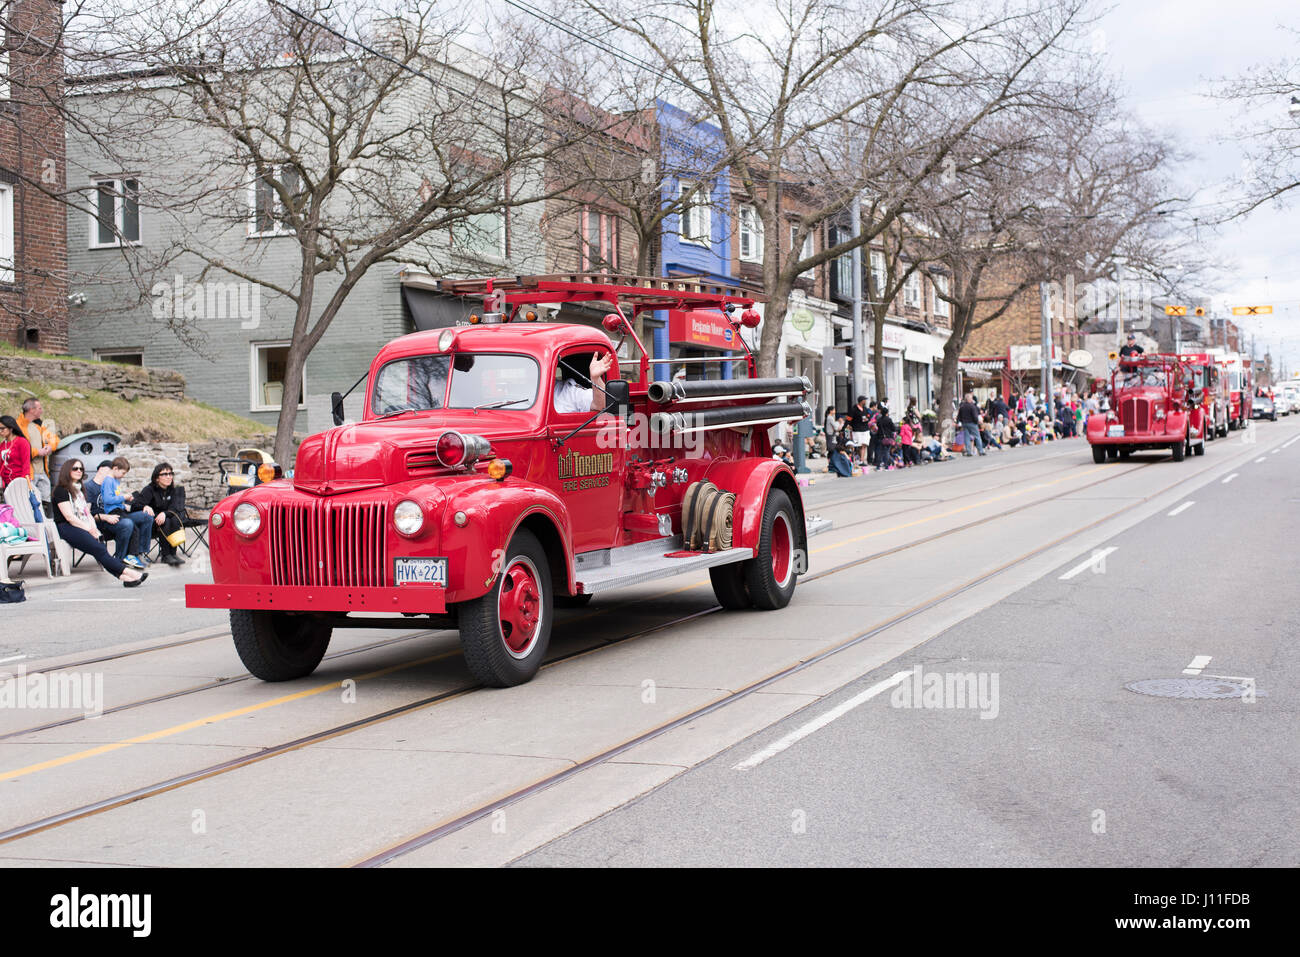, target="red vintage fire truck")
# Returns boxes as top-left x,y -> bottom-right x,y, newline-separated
187,276 -> 827,687
1086,354 -> 1200,462
1177,352 -> 1229,439
1209,351 -> 1253,429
